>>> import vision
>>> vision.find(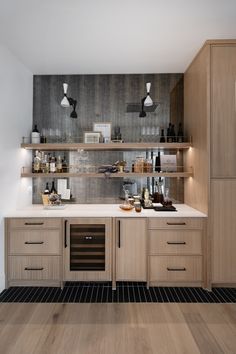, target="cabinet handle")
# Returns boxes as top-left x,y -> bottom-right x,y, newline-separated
167,267 -> 186,271
25,241 -> 44,245
24,267 -> 44,271
64,219 -> 68,248
118,220 -> 121,248
166,222 -> 186,226
24,222 -> 44,226
167,241 -> 186,245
